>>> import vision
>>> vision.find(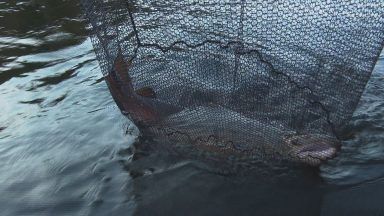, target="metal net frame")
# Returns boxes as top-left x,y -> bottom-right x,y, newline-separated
81,0 -> 384,166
